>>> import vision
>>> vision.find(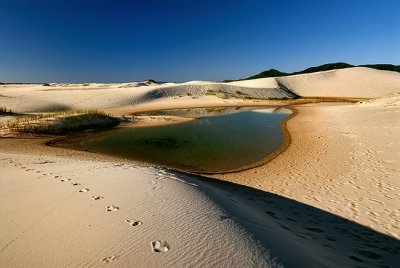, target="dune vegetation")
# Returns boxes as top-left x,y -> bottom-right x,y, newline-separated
0,106 -> 15,115
3,110 -> 119,135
